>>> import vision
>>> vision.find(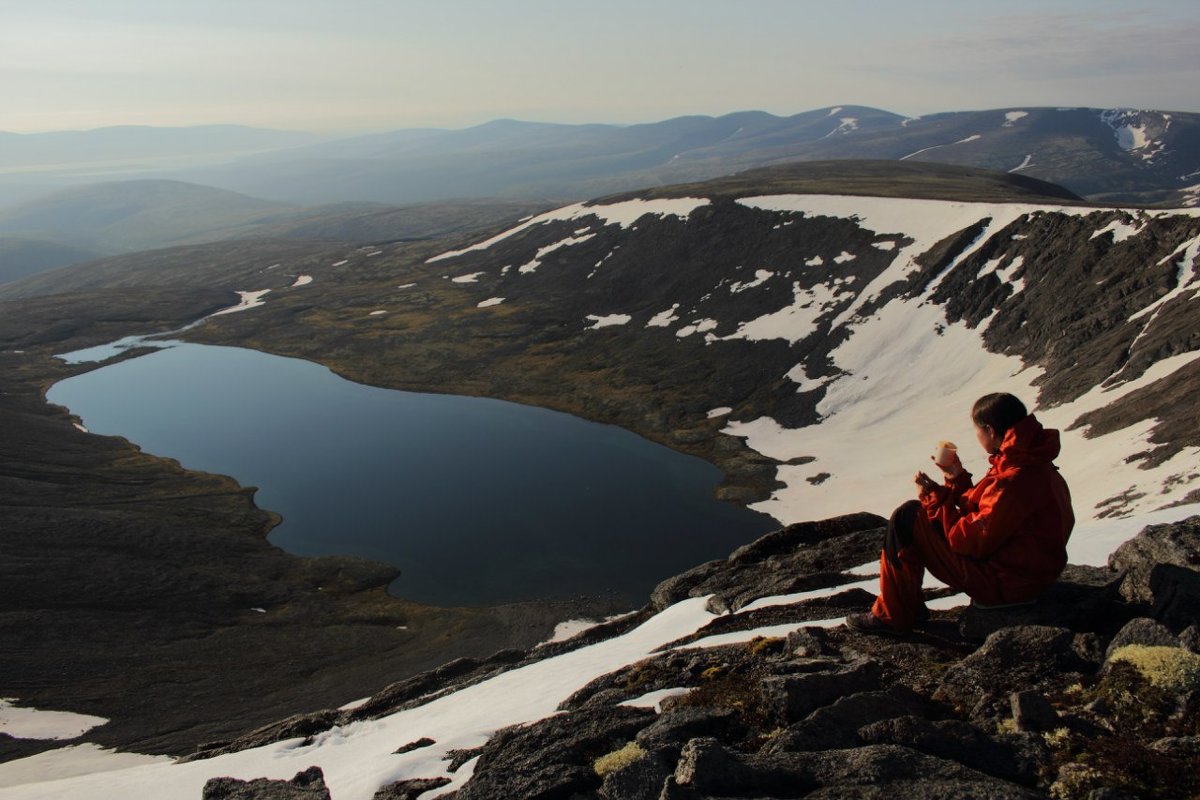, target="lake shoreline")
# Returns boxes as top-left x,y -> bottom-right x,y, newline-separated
0,332 -> 637,763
